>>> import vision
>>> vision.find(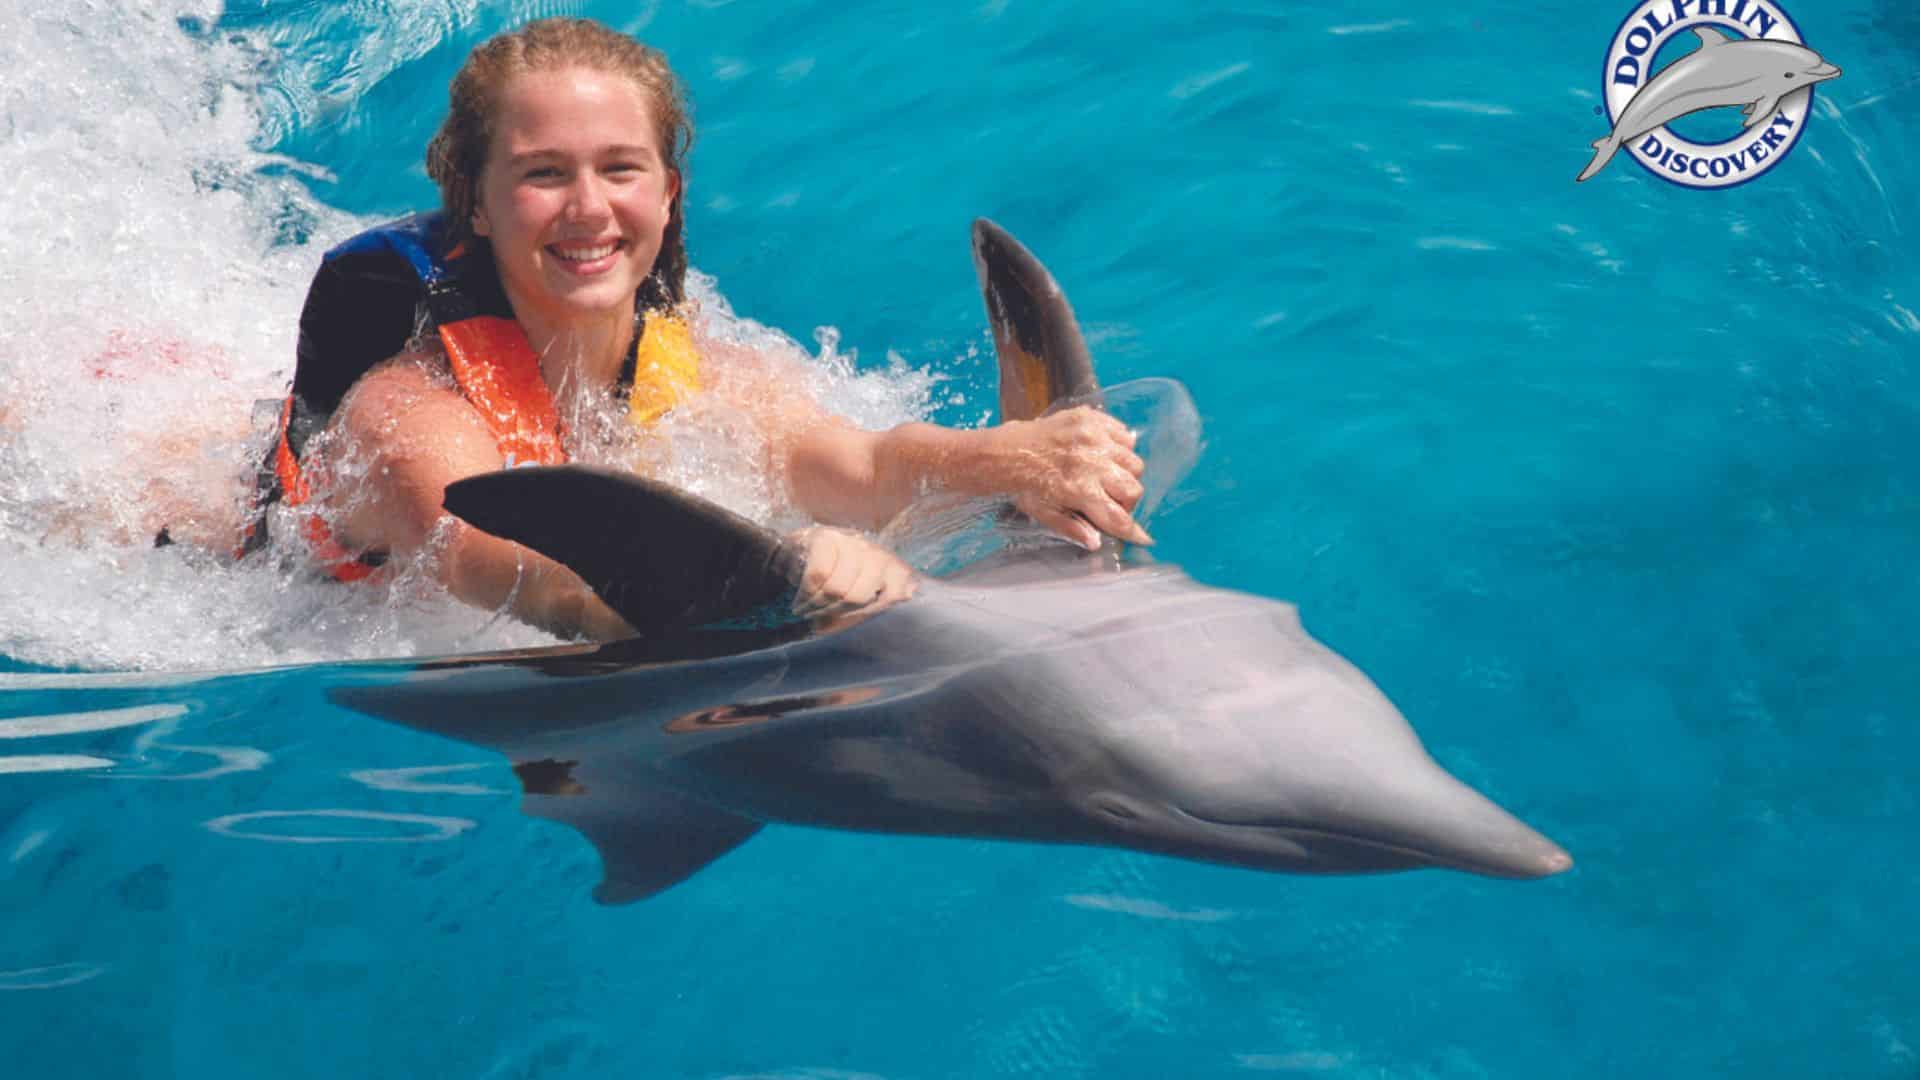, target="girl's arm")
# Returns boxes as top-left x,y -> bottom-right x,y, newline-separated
703,336 -> 1151,549
317,359 -> 636,640
785,410 -> 1152,550
318,357 -> 915,639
